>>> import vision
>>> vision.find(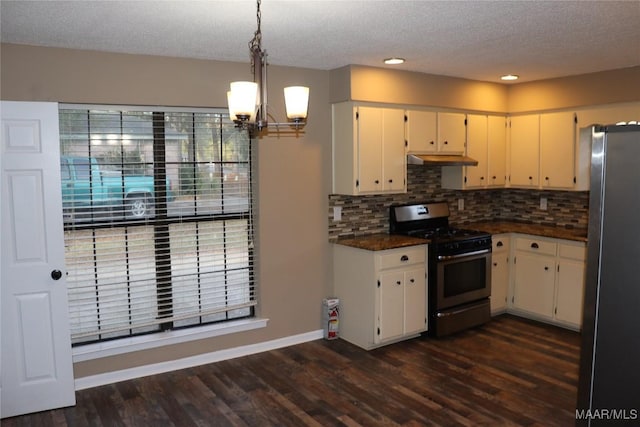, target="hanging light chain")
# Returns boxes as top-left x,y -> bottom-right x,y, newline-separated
249,0 -> 263,74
